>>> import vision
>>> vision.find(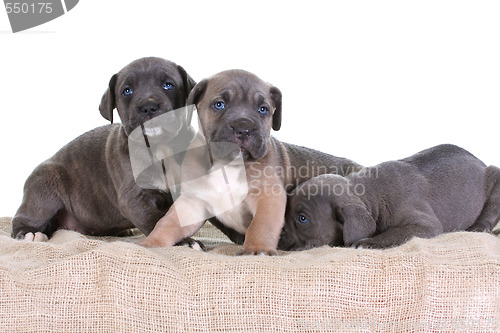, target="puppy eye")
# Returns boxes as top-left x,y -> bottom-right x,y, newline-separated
295,214 -> 309,224
163,82 -> 174,90
258,106 -> 269,115
122,87 -> 133,96
213,101 -> 225,111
